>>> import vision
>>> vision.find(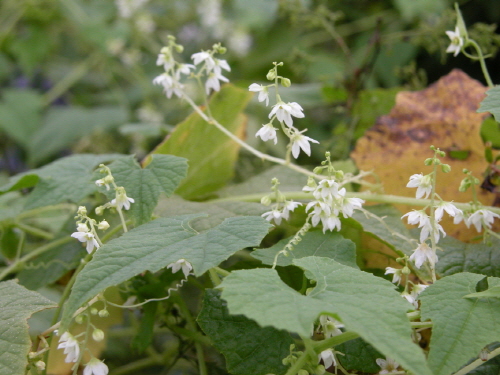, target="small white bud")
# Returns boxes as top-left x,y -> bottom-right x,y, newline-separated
35,361 -> 46,371
98,309 -> 110,318
98,220 -> 110,231
92,329 -> 105,342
